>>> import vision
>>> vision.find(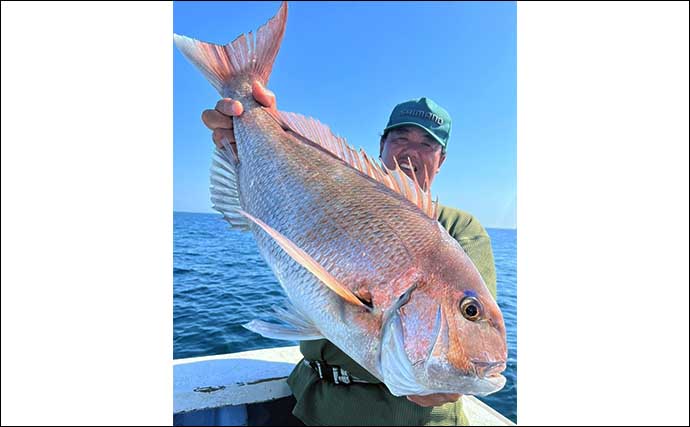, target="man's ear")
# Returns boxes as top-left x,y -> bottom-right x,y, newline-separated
379,137 -> 386,157
437,153 -> 447,170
